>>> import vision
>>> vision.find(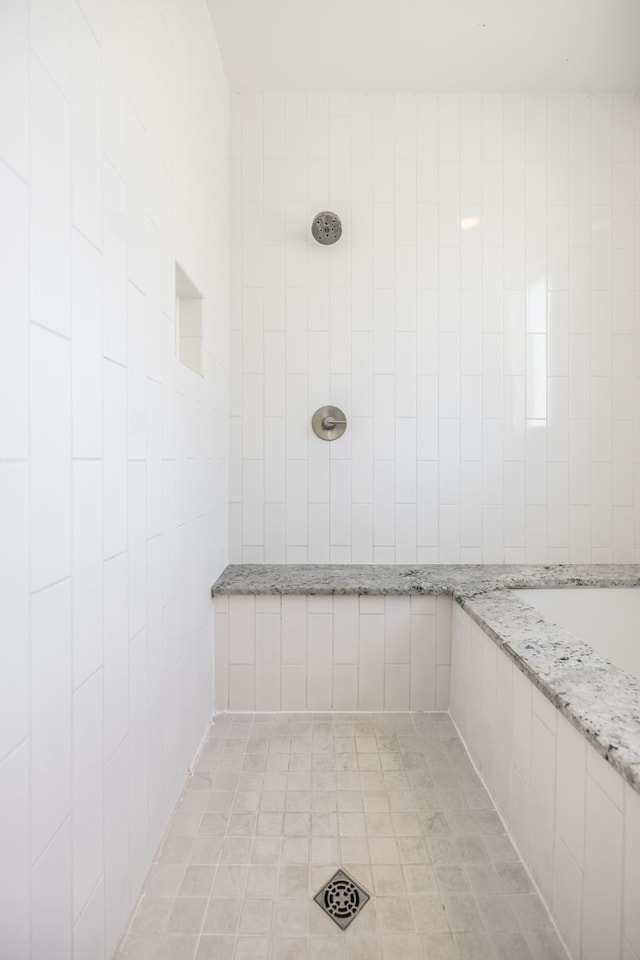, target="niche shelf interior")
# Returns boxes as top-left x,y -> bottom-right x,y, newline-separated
175,262 -> 203,376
